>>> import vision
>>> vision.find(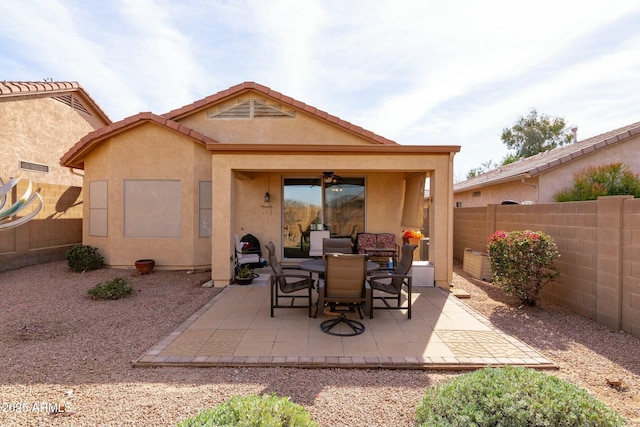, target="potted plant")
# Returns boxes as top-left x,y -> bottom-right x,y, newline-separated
135,259 -> 155,274
234,265 -> 255,285
402,229 -> 424,244
402,230 -> 424,262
